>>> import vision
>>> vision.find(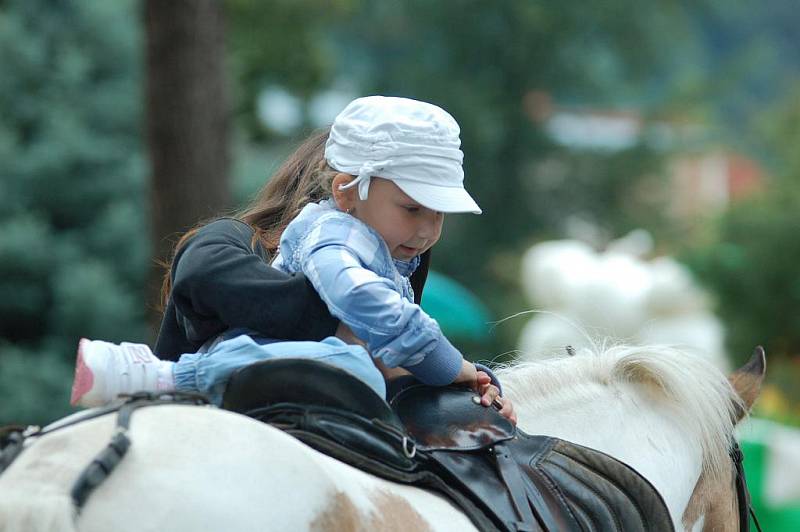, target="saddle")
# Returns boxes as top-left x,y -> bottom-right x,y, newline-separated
223,359 -> 674,532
